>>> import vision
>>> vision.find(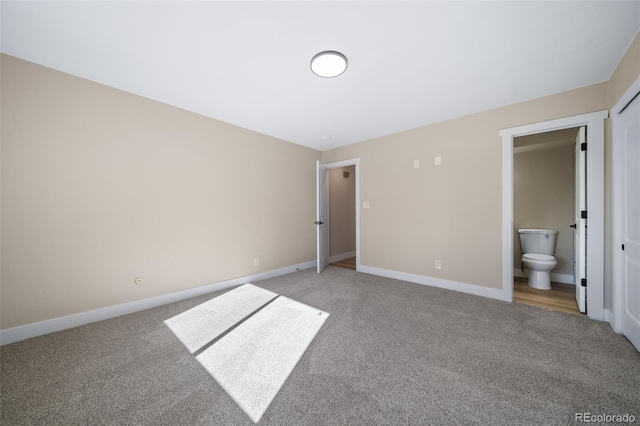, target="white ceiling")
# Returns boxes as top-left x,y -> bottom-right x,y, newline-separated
2,1 -> 639,151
